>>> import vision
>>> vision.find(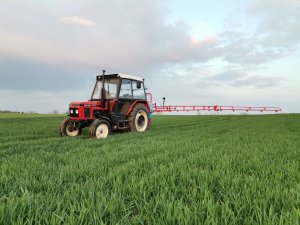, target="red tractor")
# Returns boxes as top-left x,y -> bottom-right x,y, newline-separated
60,70 -> 152,138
